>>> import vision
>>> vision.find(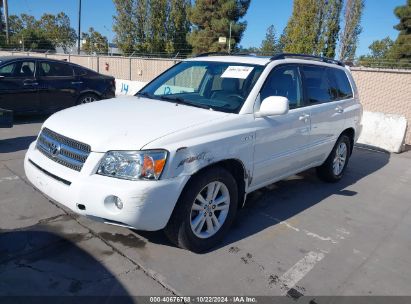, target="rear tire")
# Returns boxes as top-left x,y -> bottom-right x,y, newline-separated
316,135 -> 351,183
77,93 -> 99,105
164,167 -> 238,253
